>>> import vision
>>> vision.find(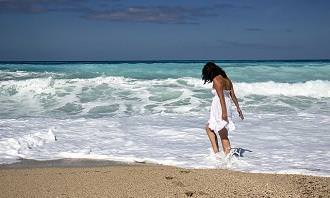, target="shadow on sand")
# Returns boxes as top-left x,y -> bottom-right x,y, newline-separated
230,147 -> 252,157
